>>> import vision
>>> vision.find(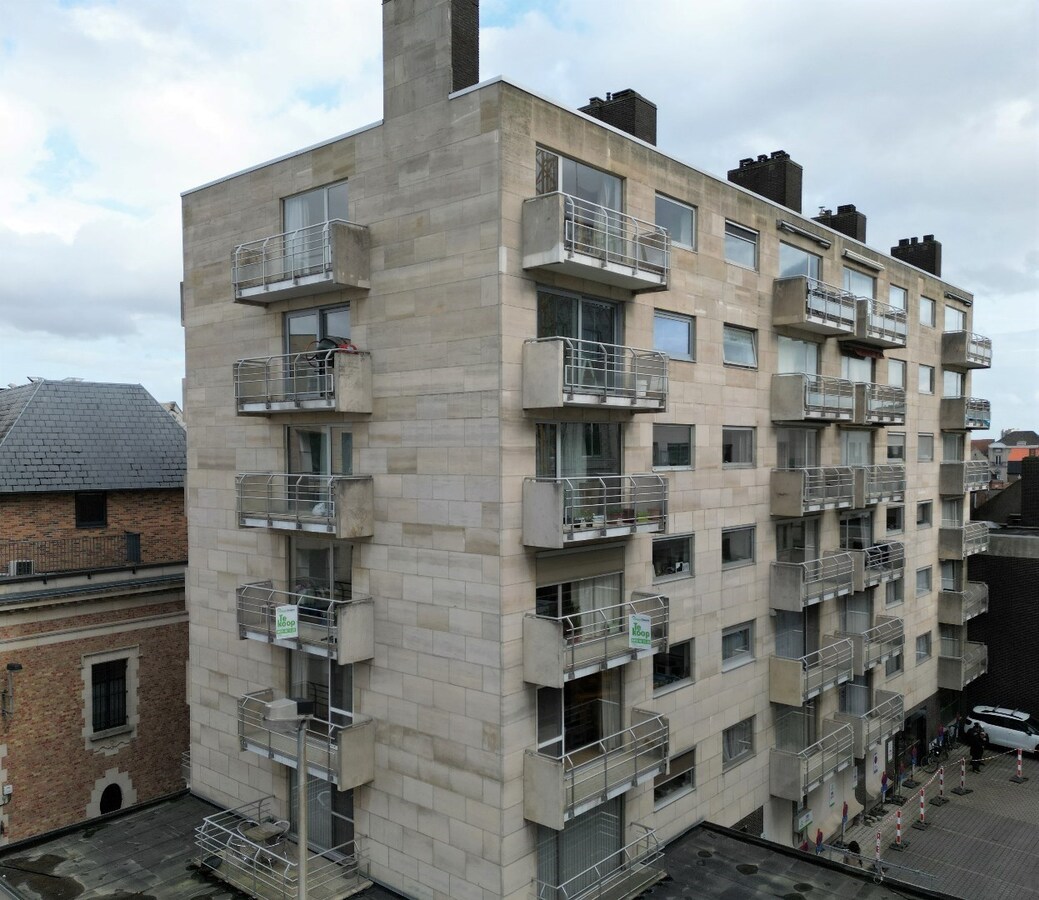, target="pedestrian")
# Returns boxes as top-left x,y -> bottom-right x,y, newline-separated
968,722 -> 985,773
844,840 -> 863,868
